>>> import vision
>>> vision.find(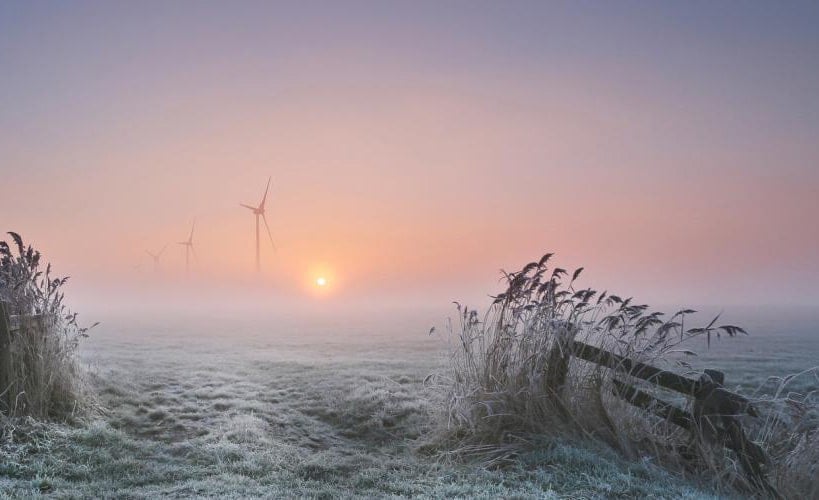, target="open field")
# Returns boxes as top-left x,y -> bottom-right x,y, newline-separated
0,311 -> 730,499
665,306 -> 819,396
4,1 -> 819,497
